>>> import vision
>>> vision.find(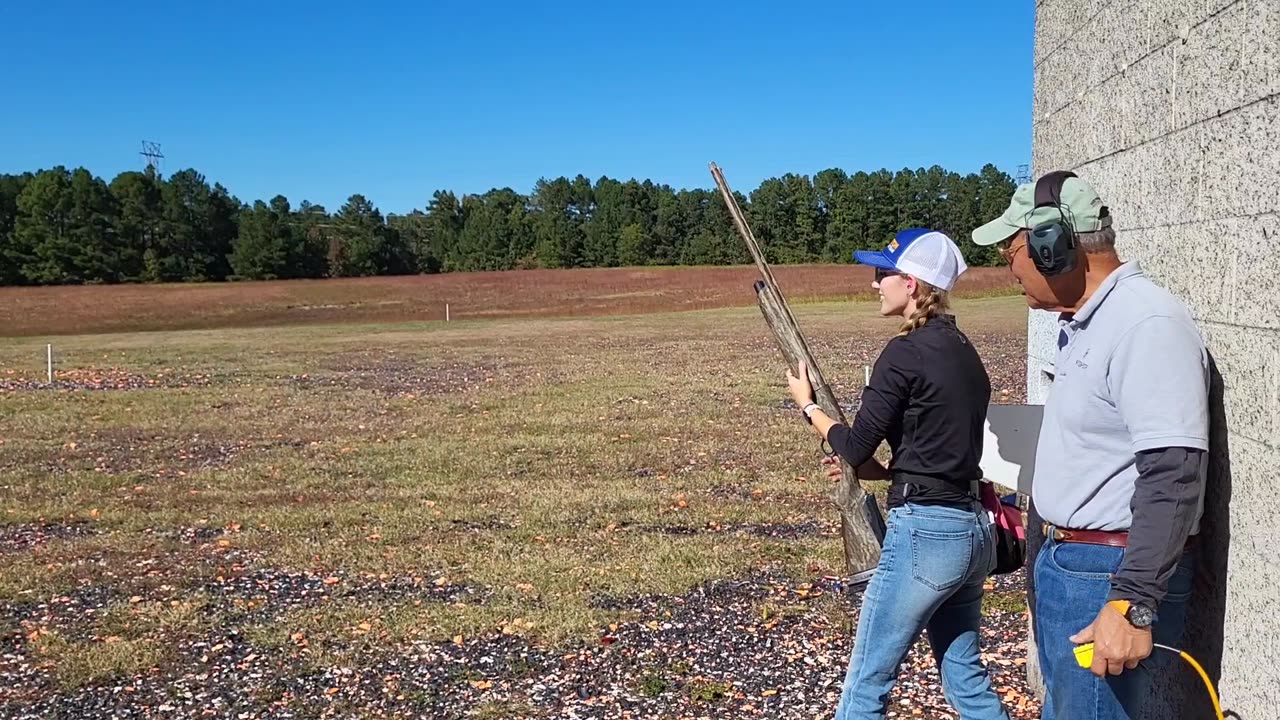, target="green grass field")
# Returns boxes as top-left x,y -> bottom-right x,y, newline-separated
0,295 -> 1031,714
